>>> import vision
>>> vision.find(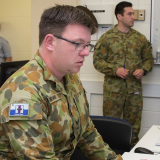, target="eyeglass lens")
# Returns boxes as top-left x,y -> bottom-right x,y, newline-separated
76,44 -> 93,51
